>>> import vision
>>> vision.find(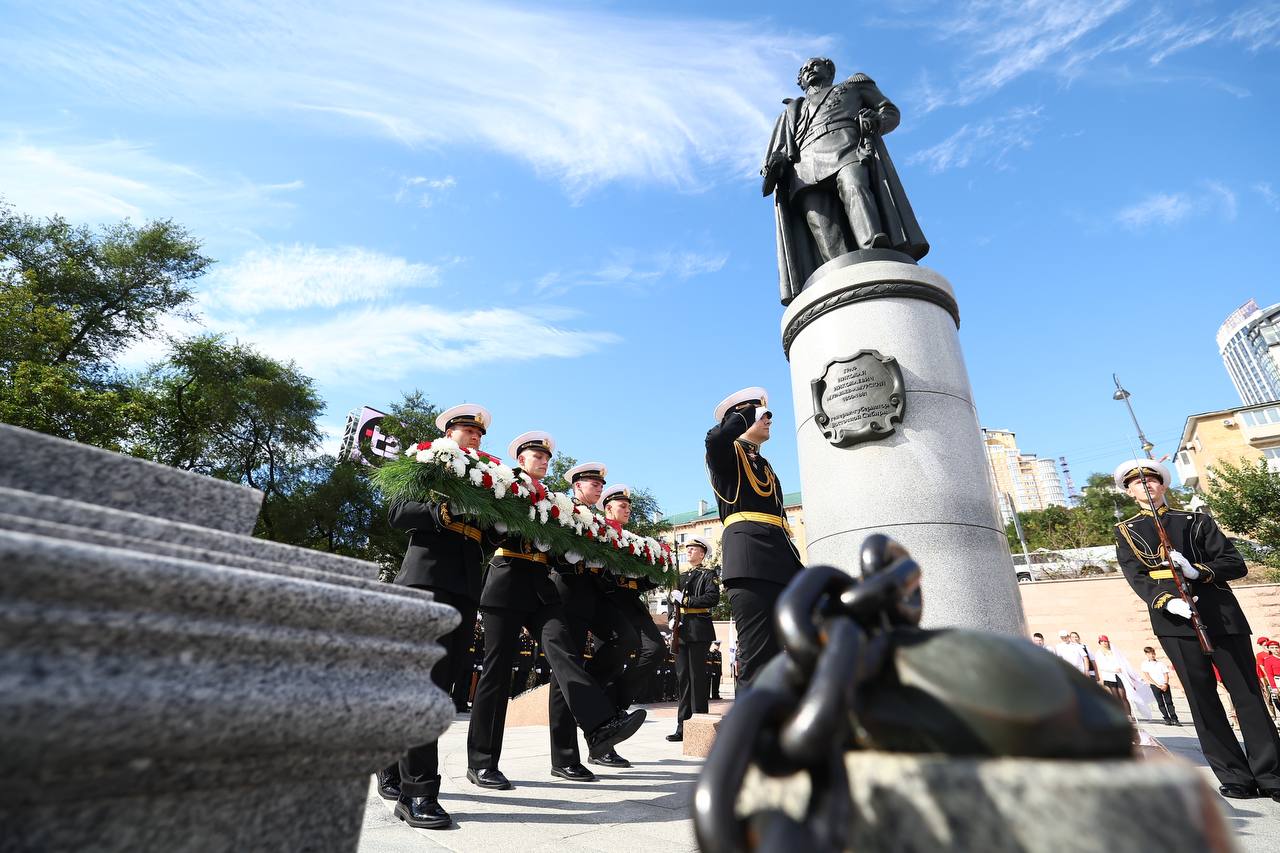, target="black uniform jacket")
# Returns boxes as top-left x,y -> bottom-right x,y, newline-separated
1115,506 -> 1250,638
673,567 -> 721,644
479,530 -> 562,613
705,413 -> 804,585
390,499 -> 486,600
